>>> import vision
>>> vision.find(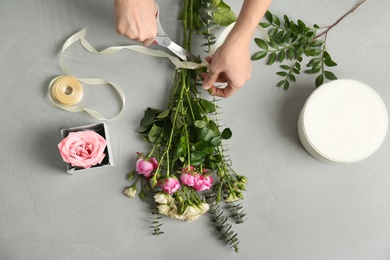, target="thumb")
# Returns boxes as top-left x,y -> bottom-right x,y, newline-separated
203,70 -> 219,90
